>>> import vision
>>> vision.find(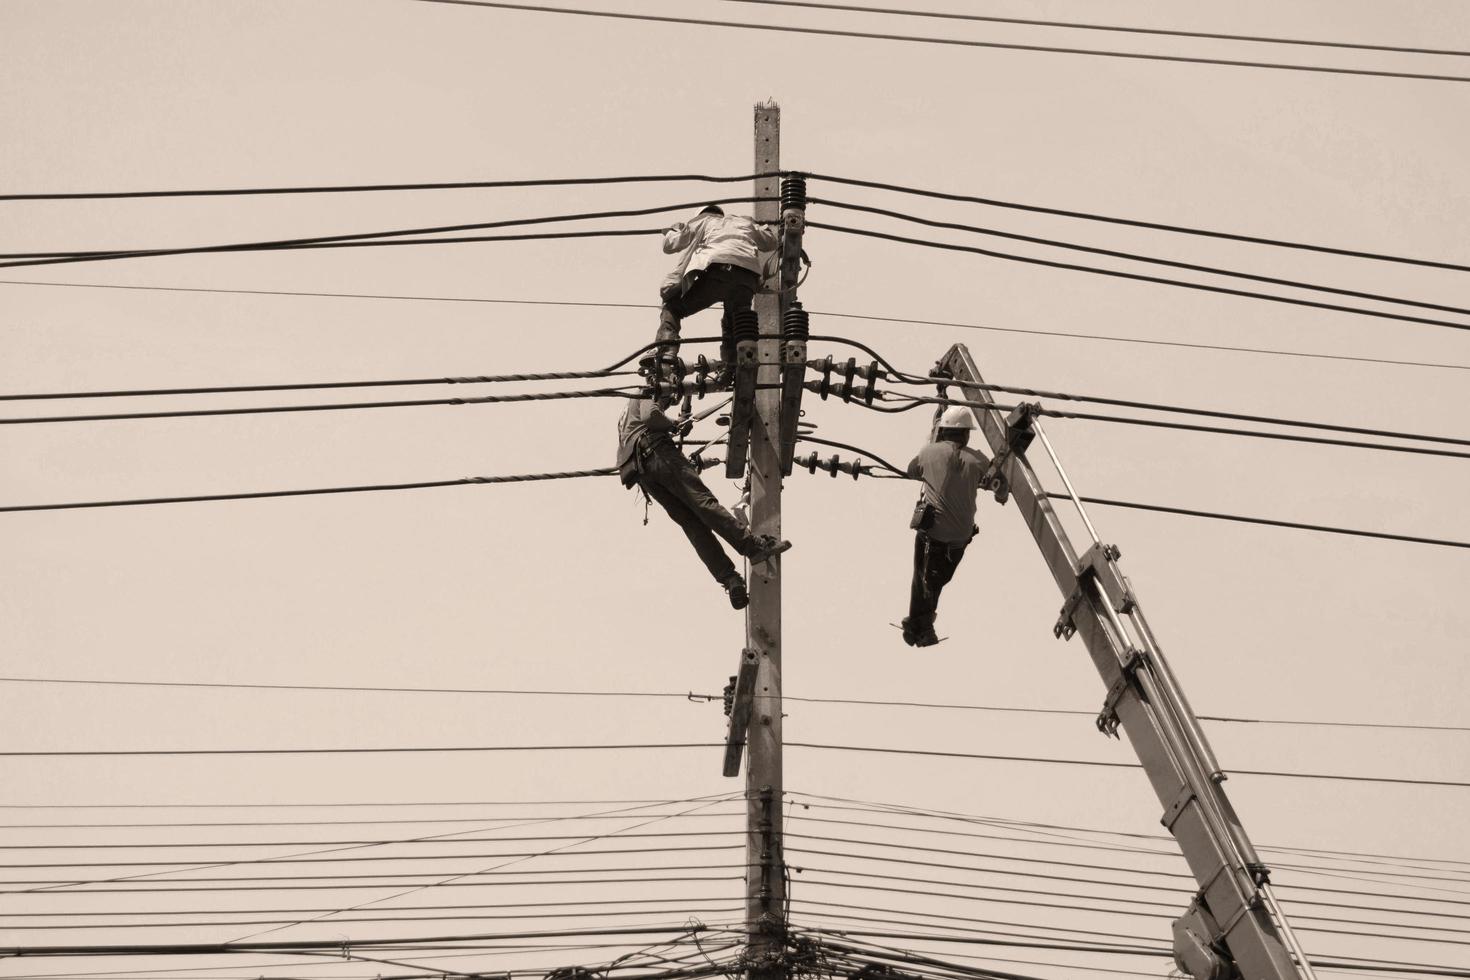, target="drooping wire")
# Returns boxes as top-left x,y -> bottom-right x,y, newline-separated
411,0 -> 1470,84
810,222 -> 1470,332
